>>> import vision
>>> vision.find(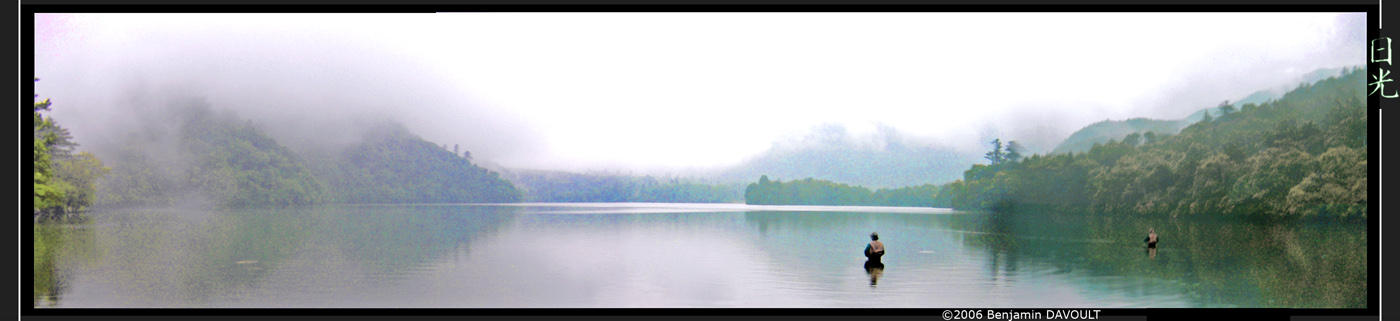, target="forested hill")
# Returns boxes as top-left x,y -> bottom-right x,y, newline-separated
98,104 -> 327,208
501,169 -> 741,203
97,104 -> 520,208
743,175 -> 939,207
309,122 -> 521,204
935,66 -> 1367,220
1050,66 -> 1351,155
